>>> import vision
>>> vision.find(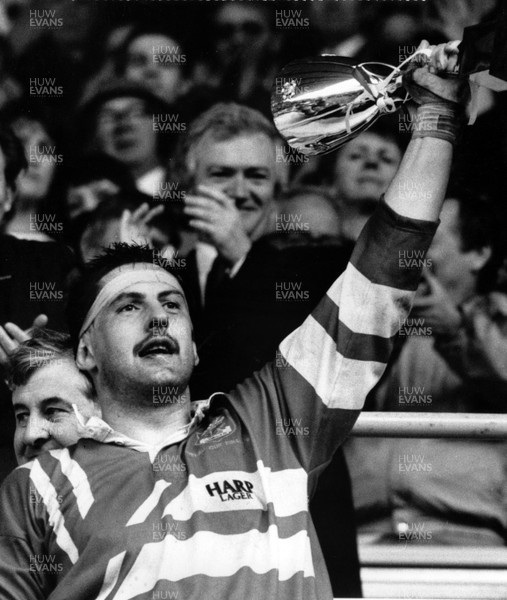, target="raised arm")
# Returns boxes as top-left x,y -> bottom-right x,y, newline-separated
231,41 -> 470,473
386,40 -> 466,221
